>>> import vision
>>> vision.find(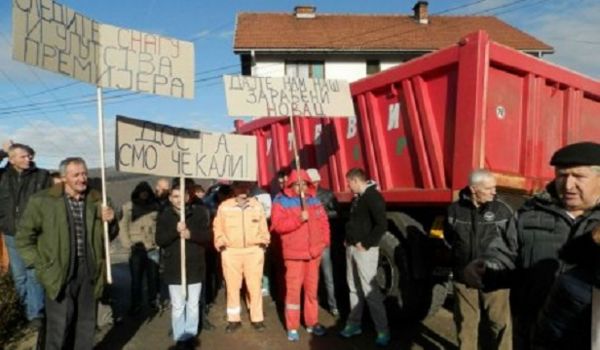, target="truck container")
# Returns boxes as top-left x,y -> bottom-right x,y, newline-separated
235,30 -> 600,318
